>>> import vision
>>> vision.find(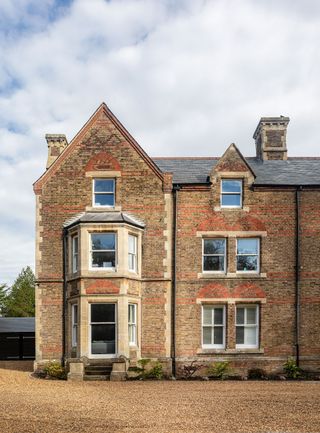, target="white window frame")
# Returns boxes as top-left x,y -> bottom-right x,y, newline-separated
128,234 -> 138,273
71,303 -> 78,348
93,178 -> 115,207
72,235 -> 79,274
202,305 -> 226,349
221,179 -> 242,208
236,238 -> 260,274
236,305 -> 259,349
89,232 -> 117,271
202,238 -> 226,273
128,303 -> 137,346
89,303 -> 117,358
